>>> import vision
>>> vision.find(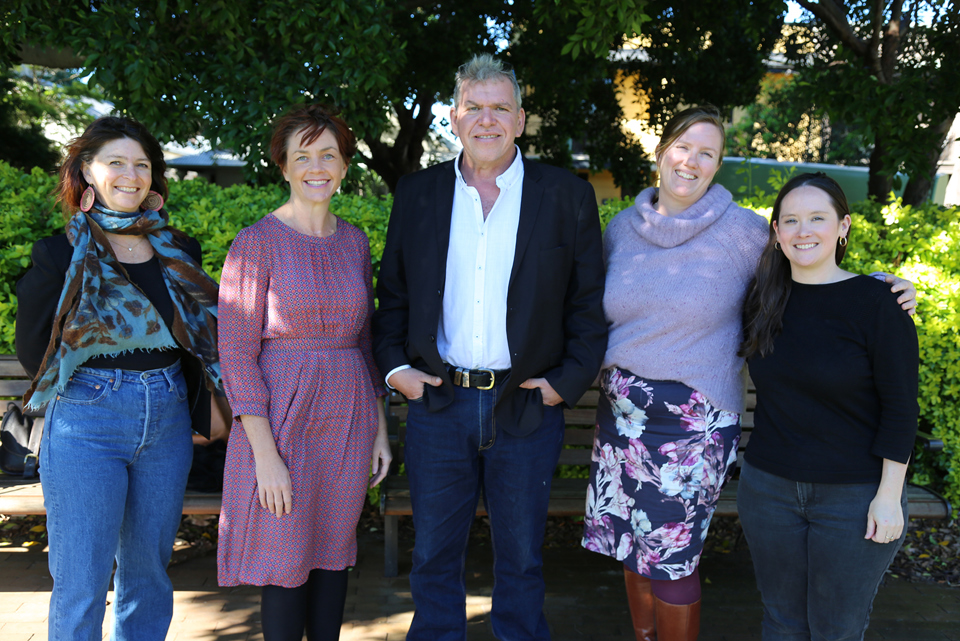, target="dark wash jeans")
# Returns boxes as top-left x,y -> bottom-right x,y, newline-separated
404,383 -> 565,641
737,460 -> 906,641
